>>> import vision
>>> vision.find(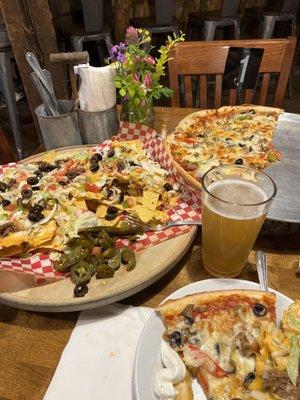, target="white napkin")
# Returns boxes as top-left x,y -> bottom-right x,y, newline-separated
75,64 -> 116,112
44,304 -> 153,400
